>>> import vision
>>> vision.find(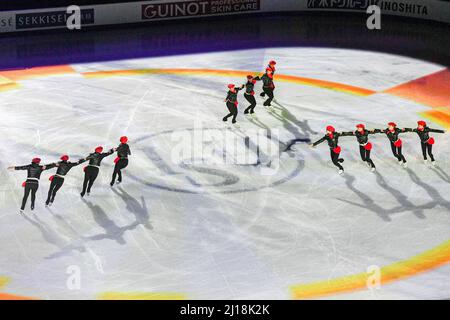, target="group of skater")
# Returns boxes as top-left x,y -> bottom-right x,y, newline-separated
8,136 -> 131,213
223,60 -> 446,175
223,60 -> 276,124
7,59 -> 448,212
310,121 -> 446,175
